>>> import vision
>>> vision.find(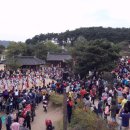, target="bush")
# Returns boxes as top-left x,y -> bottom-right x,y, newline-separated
57,108 -> 113,130
69,108 -> 115,130
55,97 -> 116,130
50,93 -> 63,107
